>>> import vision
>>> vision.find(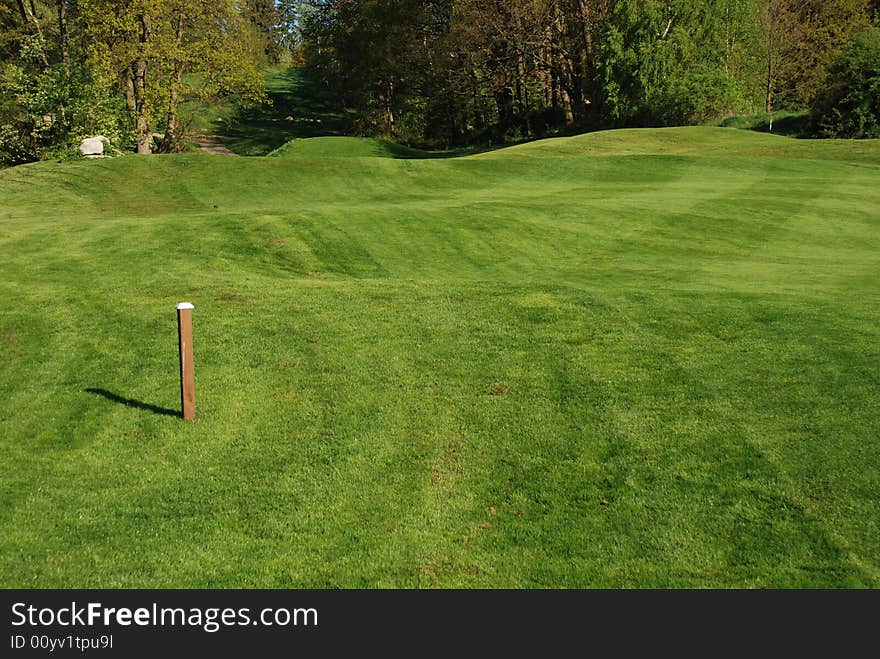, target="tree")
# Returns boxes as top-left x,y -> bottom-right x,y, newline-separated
810,26 -> 880,137
760,0 -> 871,116
0,0 -> 128,164
245,0 -> 282,62
79,0 -> 265,154
302,0 -> 432,139
594,0 -> 759,128
275,0 -> 304,59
